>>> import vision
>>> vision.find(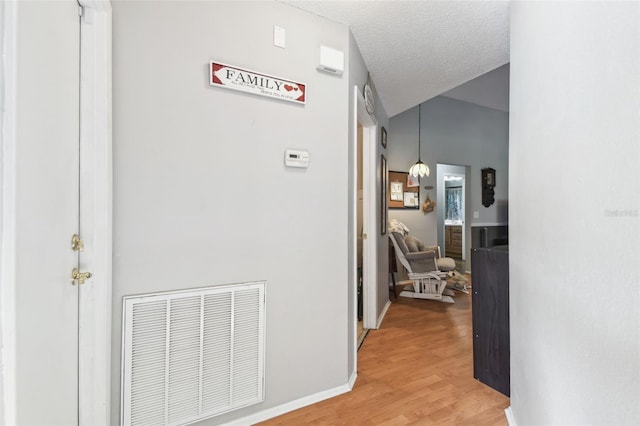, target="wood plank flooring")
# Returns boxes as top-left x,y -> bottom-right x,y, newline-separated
258,287 -> 509,425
